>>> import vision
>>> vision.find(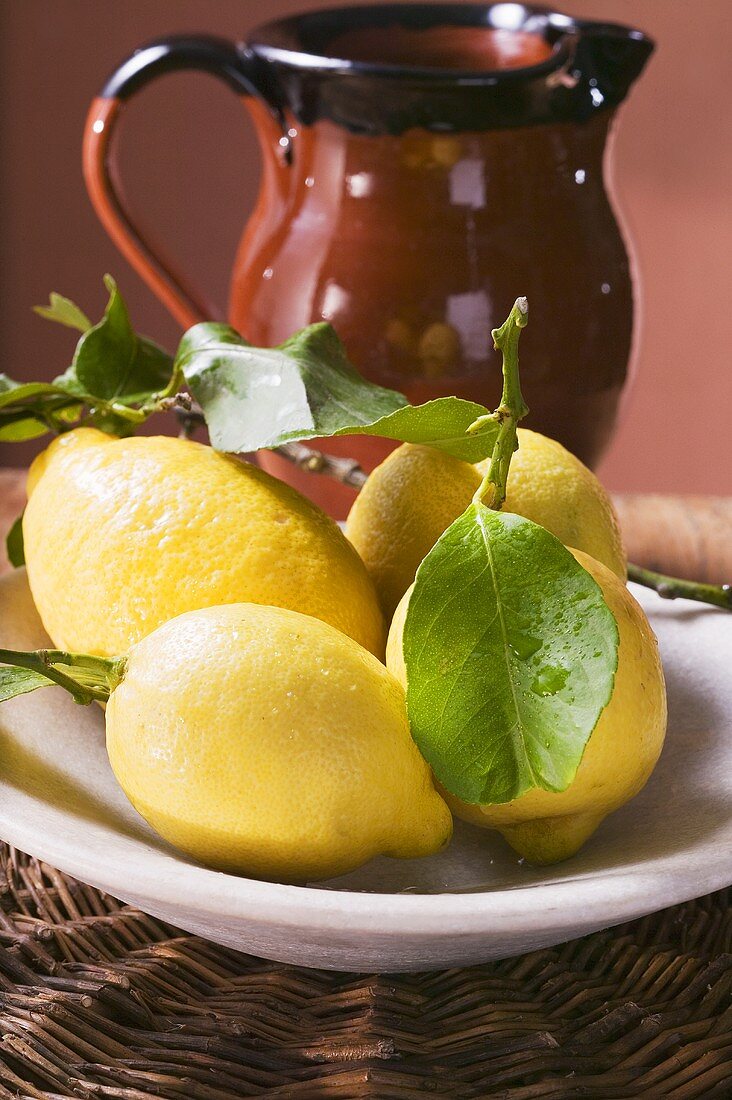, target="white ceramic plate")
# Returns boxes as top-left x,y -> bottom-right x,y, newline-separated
0,568 -> 730,972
